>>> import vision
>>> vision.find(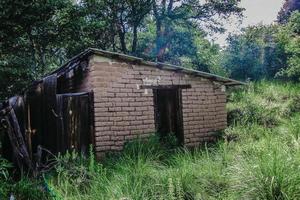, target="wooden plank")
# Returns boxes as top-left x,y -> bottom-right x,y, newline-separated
42,74 -> 58,154
140,84 -> 191,90
9,96 -> 26,140
60,92 -> 92,154
89,92 -> 95,151
79,95 -> 89,154
176,89 -> 184,145
27,83 -> 43,156
3,106 -> 33,172
62,96 -> 72,150
59,92 -> 90,97
56,95 -> 65,153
